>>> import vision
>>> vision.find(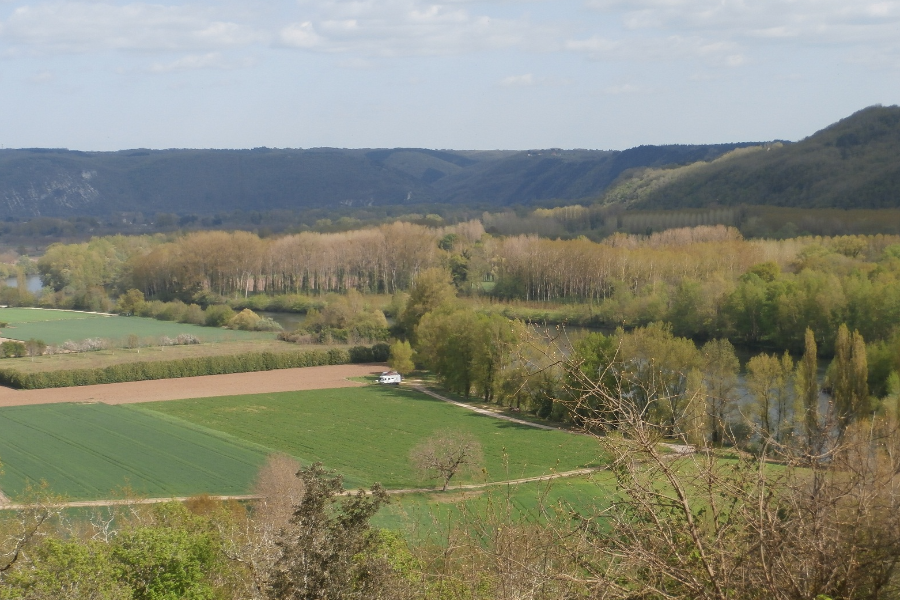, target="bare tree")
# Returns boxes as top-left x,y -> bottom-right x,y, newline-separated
253,453 -> 305,530
556,339 -> 900,600
210,453 -> 306,599
410,430 -> 484,491
0,483 -> 62,577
